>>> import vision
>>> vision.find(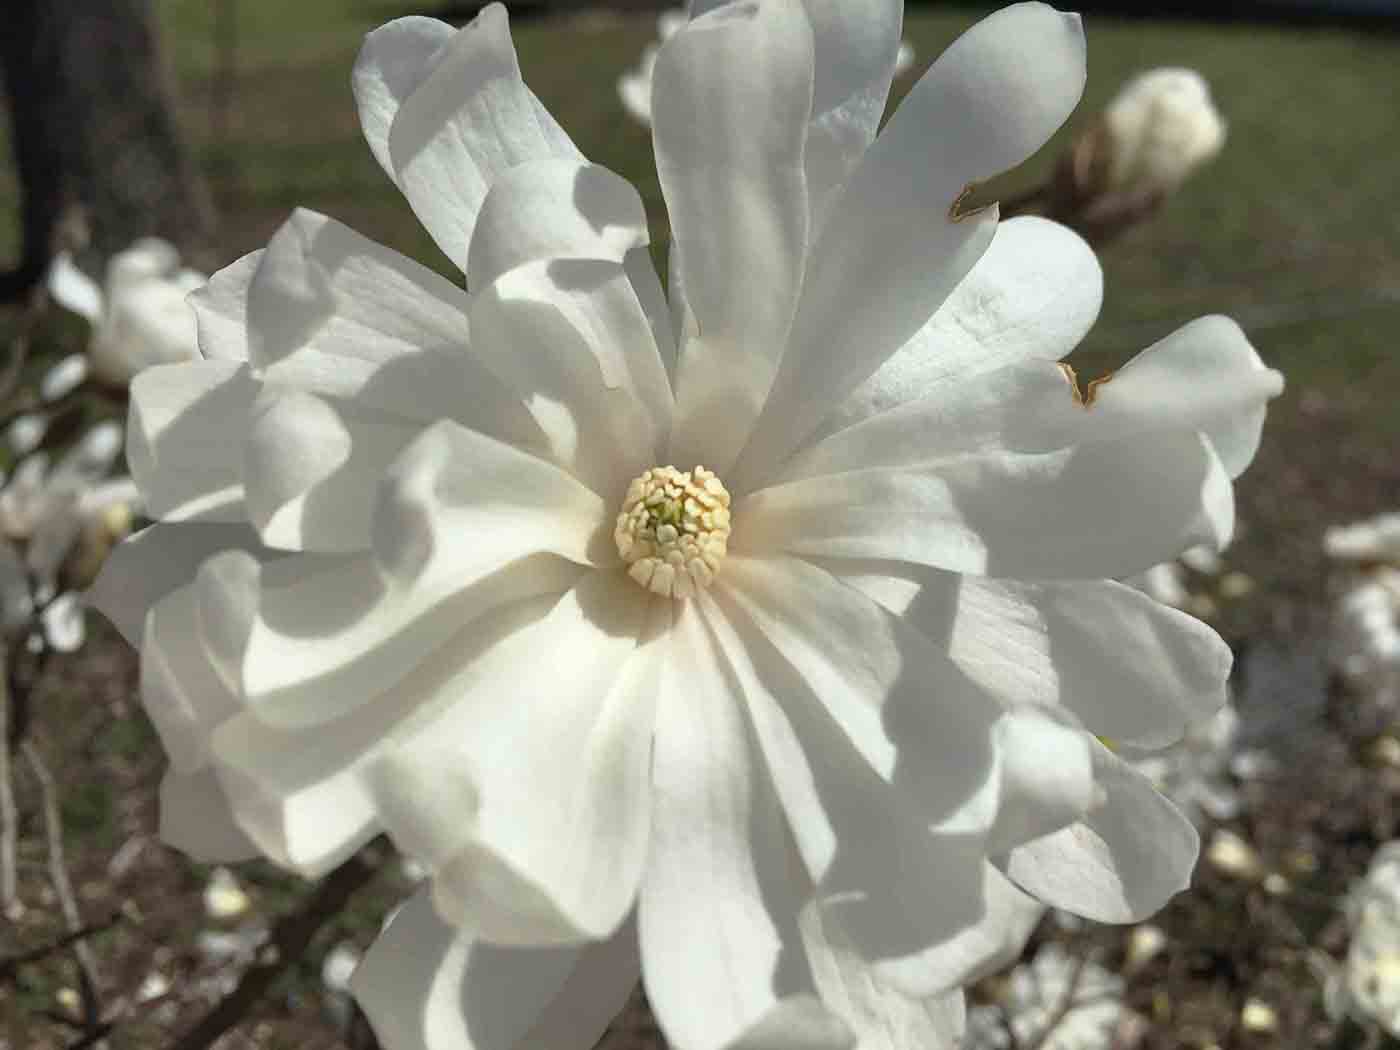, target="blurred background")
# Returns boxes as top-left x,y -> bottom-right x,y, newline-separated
1,2 -> 1398,1049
